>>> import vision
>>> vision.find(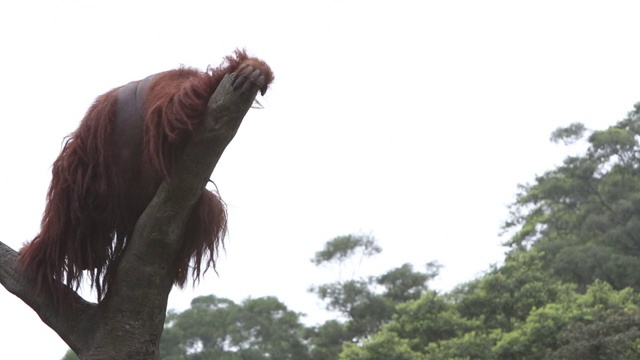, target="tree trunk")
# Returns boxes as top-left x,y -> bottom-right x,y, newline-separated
0,73 -> 263,359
